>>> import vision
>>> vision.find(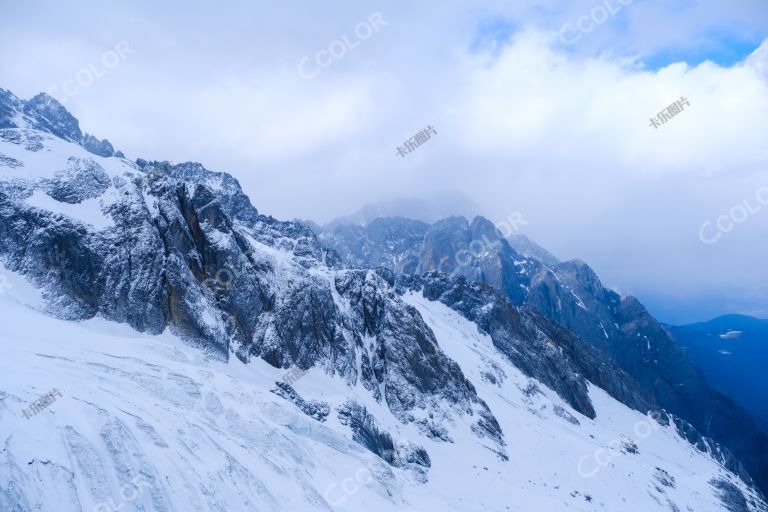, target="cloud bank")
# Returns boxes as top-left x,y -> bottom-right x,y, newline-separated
1,0 -> 767,322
